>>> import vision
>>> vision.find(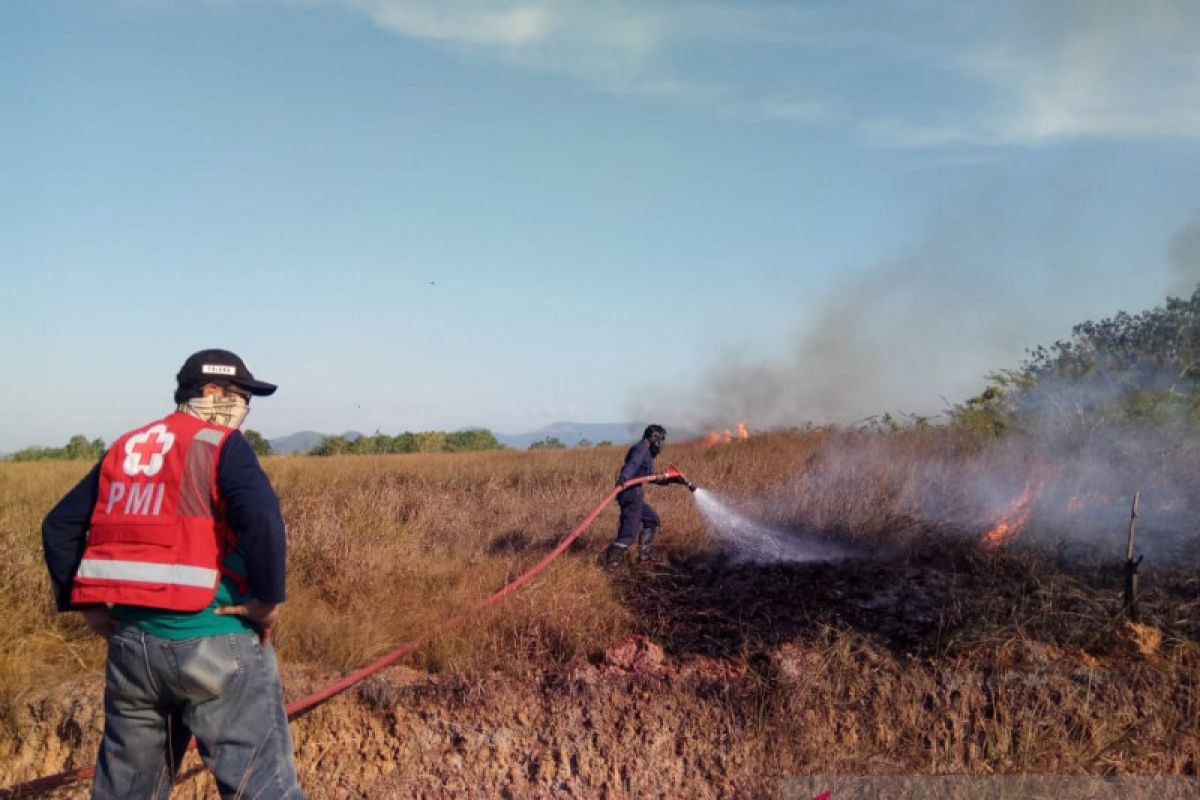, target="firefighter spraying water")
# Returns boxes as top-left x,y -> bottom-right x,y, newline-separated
602,424 -> 696,571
